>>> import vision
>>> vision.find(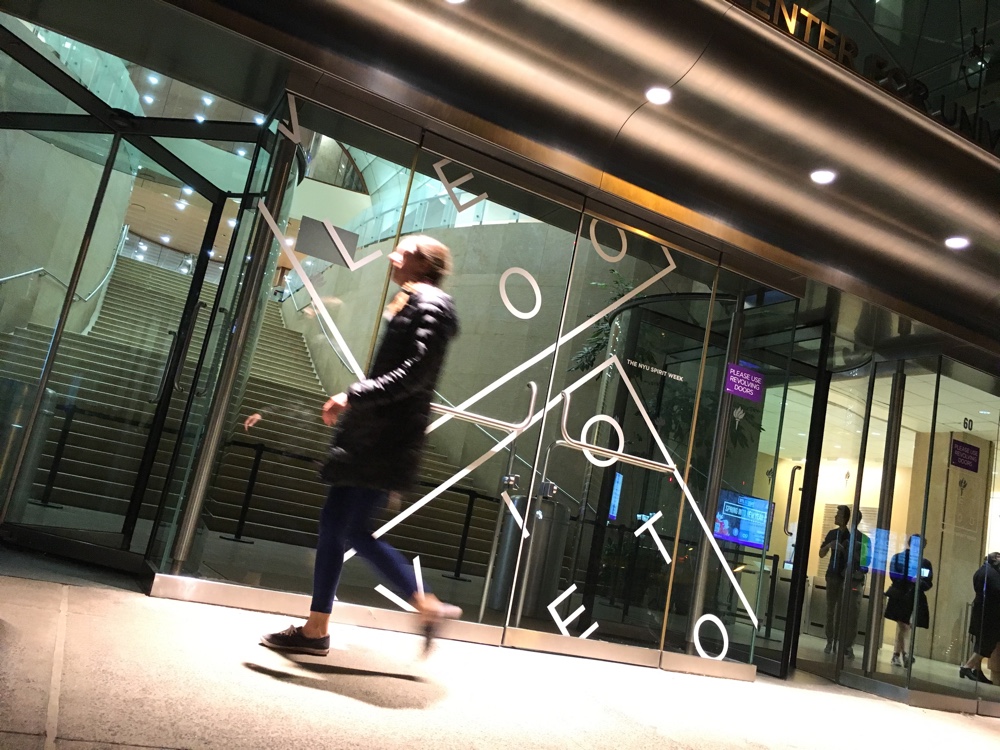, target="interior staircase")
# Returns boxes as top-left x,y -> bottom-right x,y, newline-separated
0,256 -> 498,576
